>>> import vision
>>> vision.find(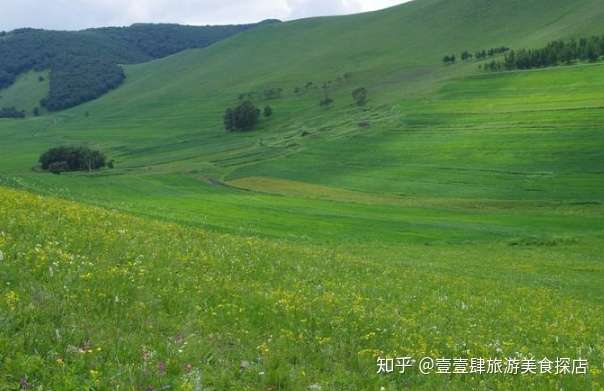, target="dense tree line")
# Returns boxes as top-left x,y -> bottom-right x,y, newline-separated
39,146 -> 108,174
0,21 -> 279,111
0,106 -> 25,119
443,47 -> 510,65
482,36 -> 604,72
474,47 -> 510,60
